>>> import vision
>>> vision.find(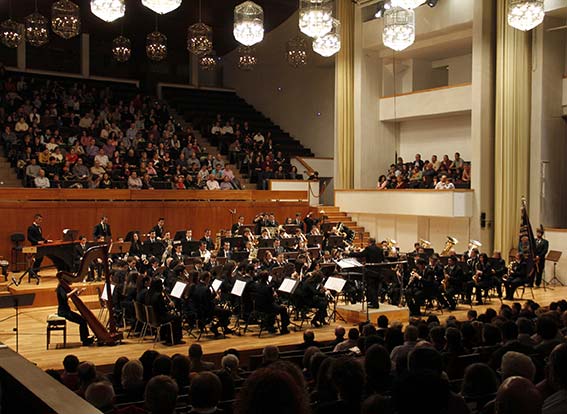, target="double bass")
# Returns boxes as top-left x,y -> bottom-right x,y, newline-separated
56,245 -> 122,345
